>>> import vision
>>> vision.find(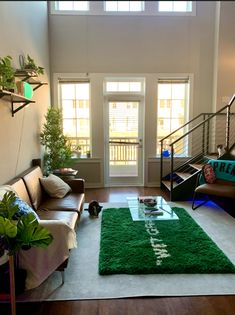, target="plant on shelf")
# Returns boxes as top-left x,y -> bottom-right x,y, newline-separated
40,107 -> 73,174
71,144 -> 82,158
20,54 -> 44,76
0,55 -> 15,91
0,191 -> 53,315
